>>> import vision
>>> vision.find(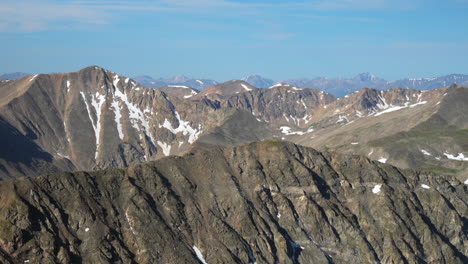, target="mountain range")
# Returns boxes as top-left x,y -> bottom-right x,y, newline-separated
4,71 -> 468,97
0,66 -> 466,263
133,75 -> 218,91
